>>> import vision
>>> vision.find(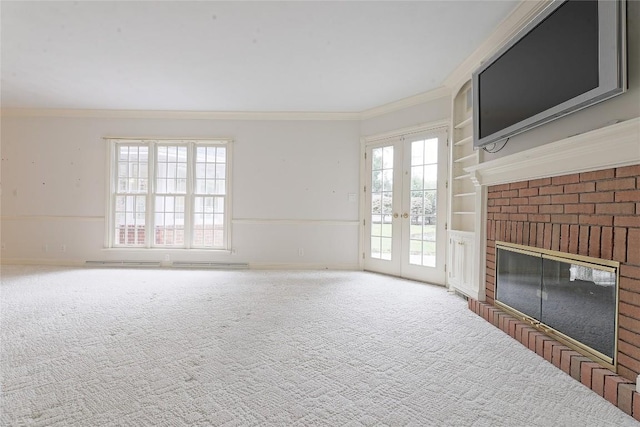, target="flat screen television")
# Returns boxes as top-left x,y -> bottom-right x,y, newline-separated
473,0 -> 627,149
